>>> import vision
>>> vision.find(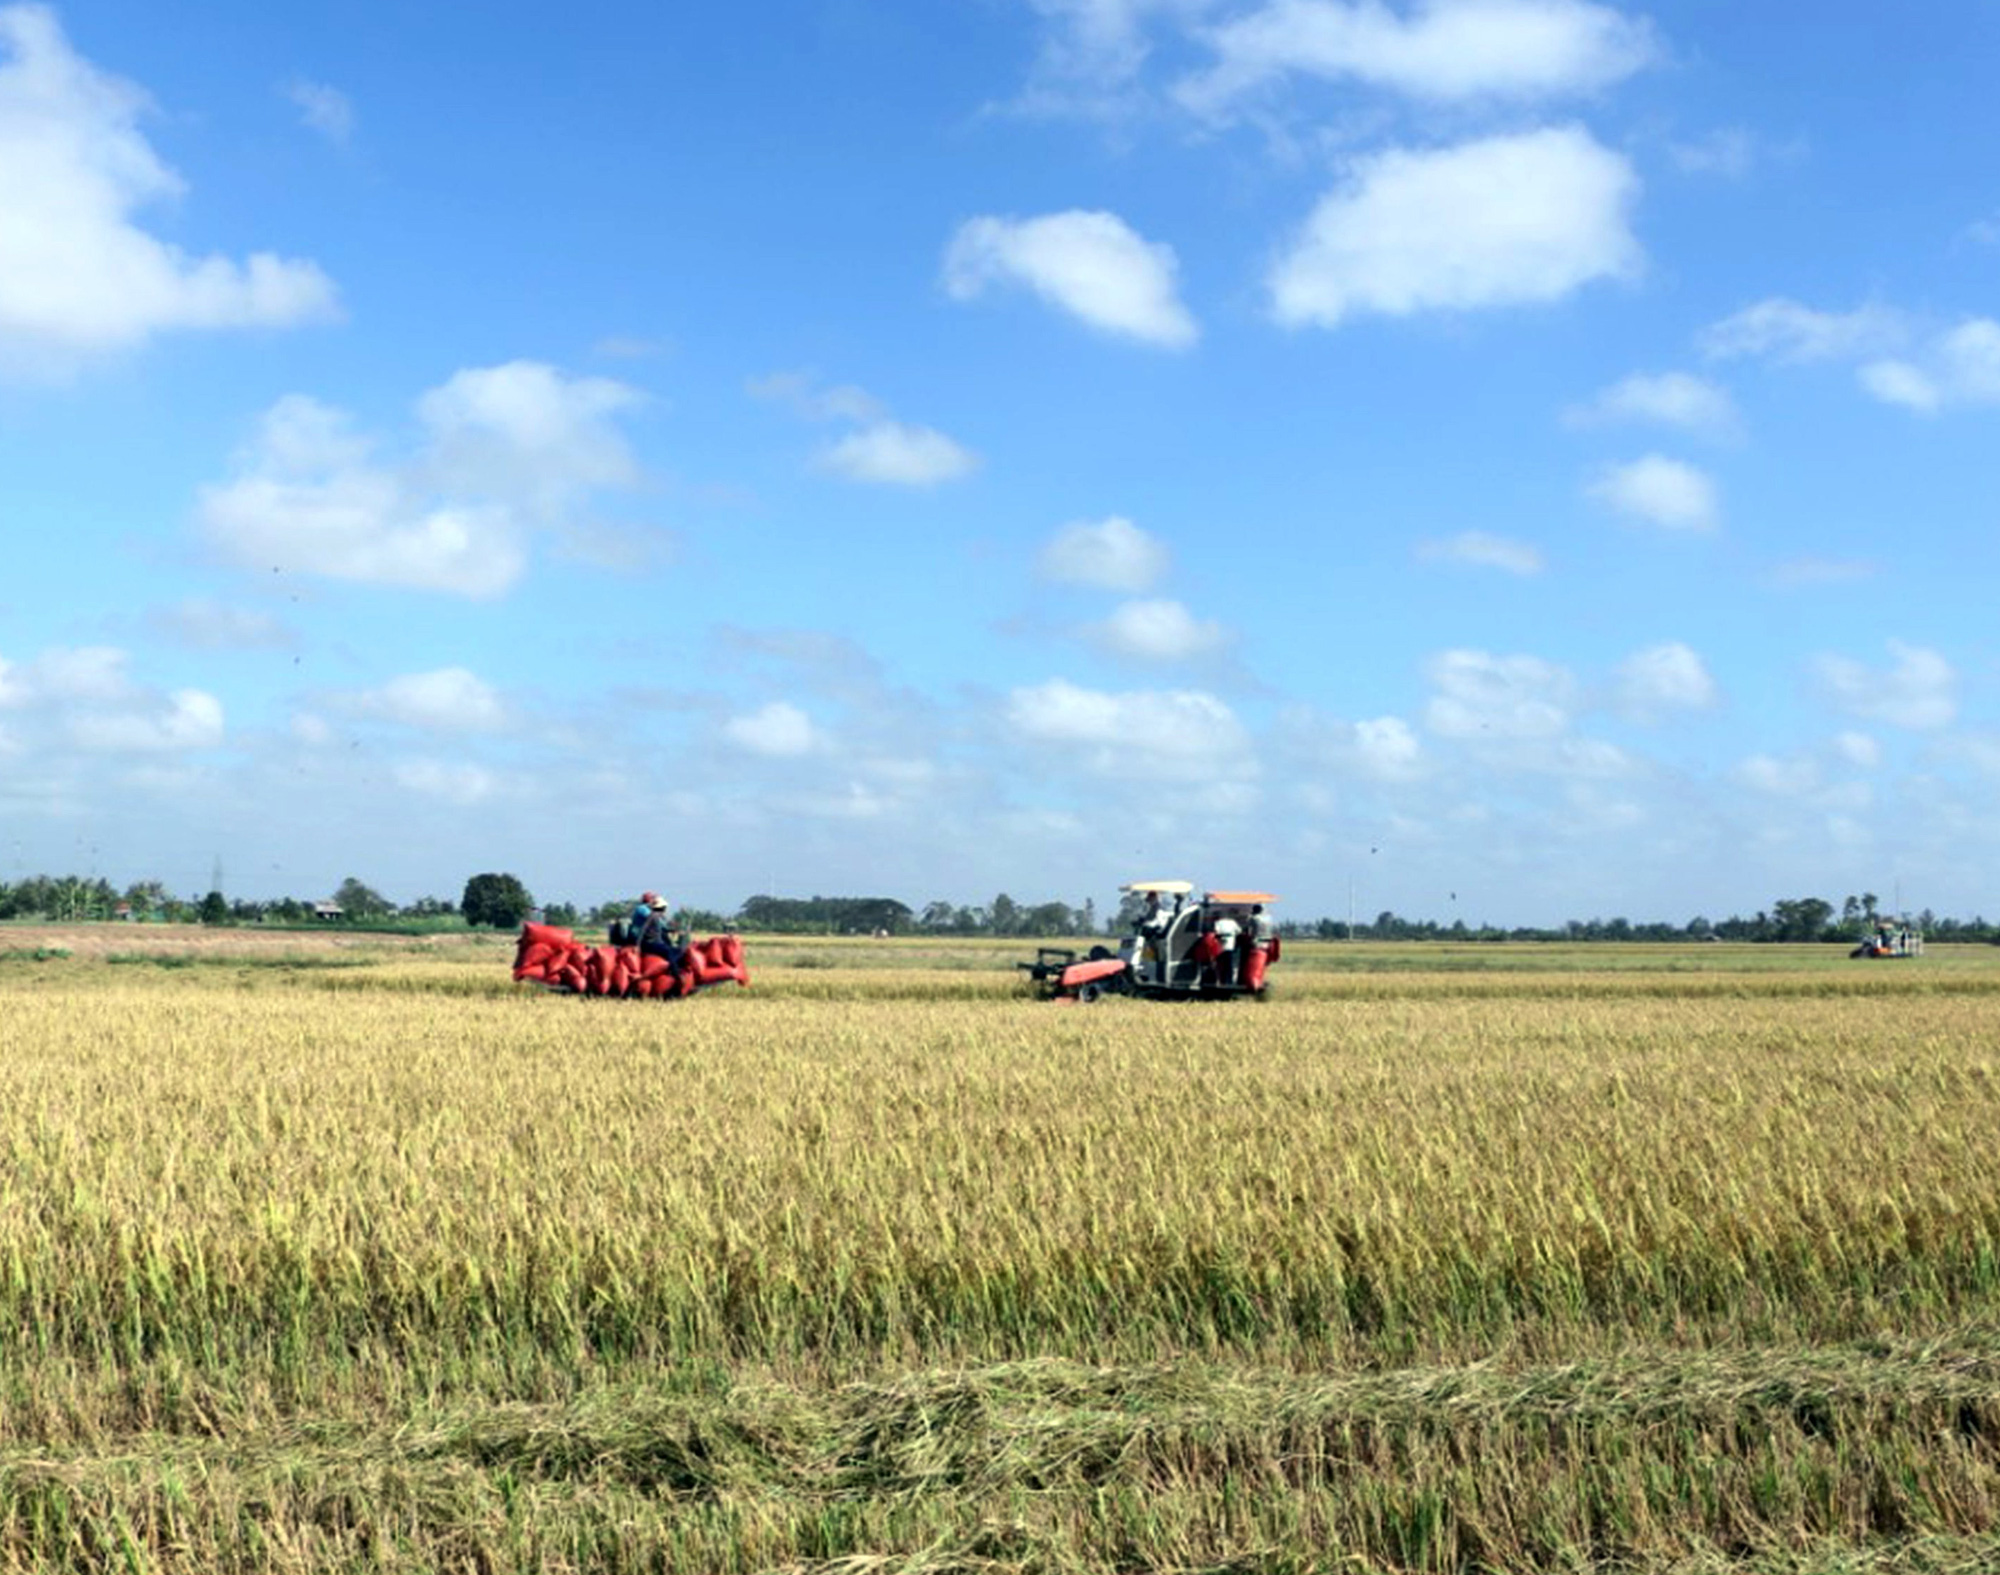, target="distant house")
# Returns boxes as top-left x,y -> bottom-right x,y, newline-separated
314,901 -> 345,921
113,903 -> 133,922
